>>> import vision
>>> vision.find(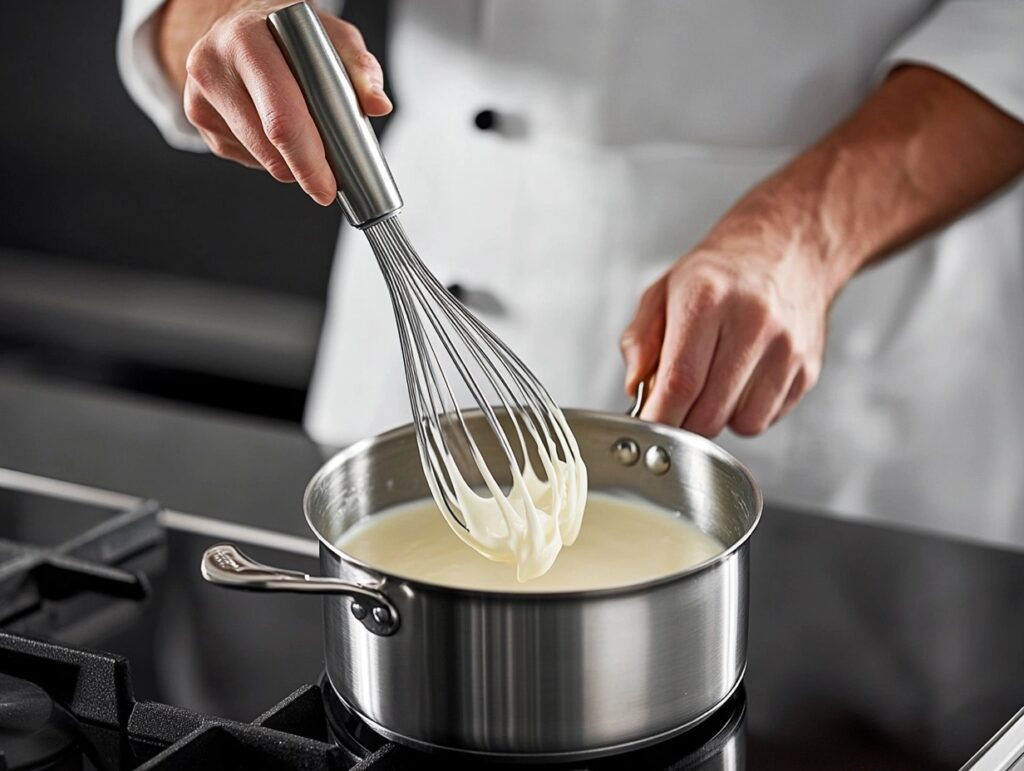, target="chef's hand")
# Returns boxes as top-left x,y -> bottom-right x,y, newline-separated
621,65 -> 1024,437
156,0 -> 392,205
620,208 -> 829,437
